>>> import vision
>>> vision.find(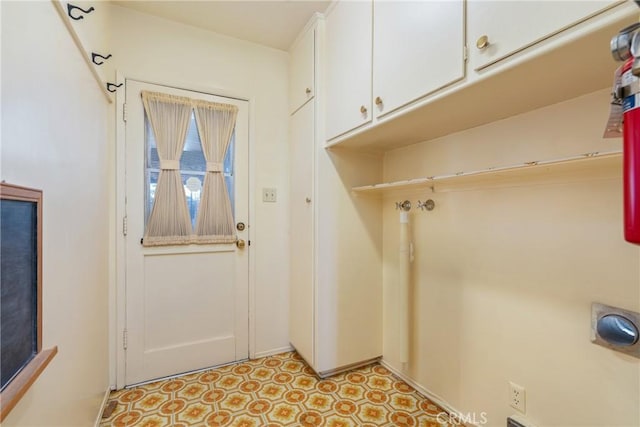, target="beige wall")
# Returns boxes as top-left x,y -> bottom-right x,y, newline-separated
107,5 -> 291,366
1,1 -> 110,425
382,89 -> 640,426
